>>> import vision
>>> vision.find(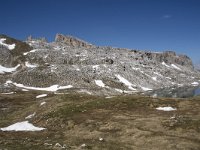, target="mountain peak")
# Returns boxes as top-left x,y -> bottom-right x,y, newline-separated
55,33 -> 93,48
